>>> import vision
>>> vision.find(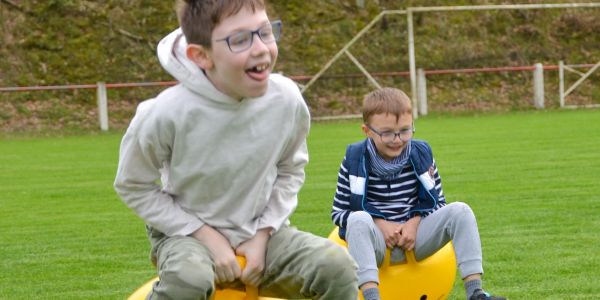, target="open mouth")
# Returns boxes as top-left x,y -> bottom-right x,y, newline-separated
246,63 -> 270,81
